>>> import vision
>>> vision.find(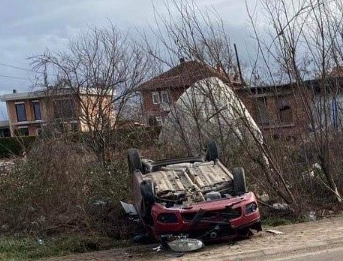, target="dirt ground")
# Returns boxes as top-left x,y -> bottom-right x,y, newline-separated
41,215 -> 343,261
